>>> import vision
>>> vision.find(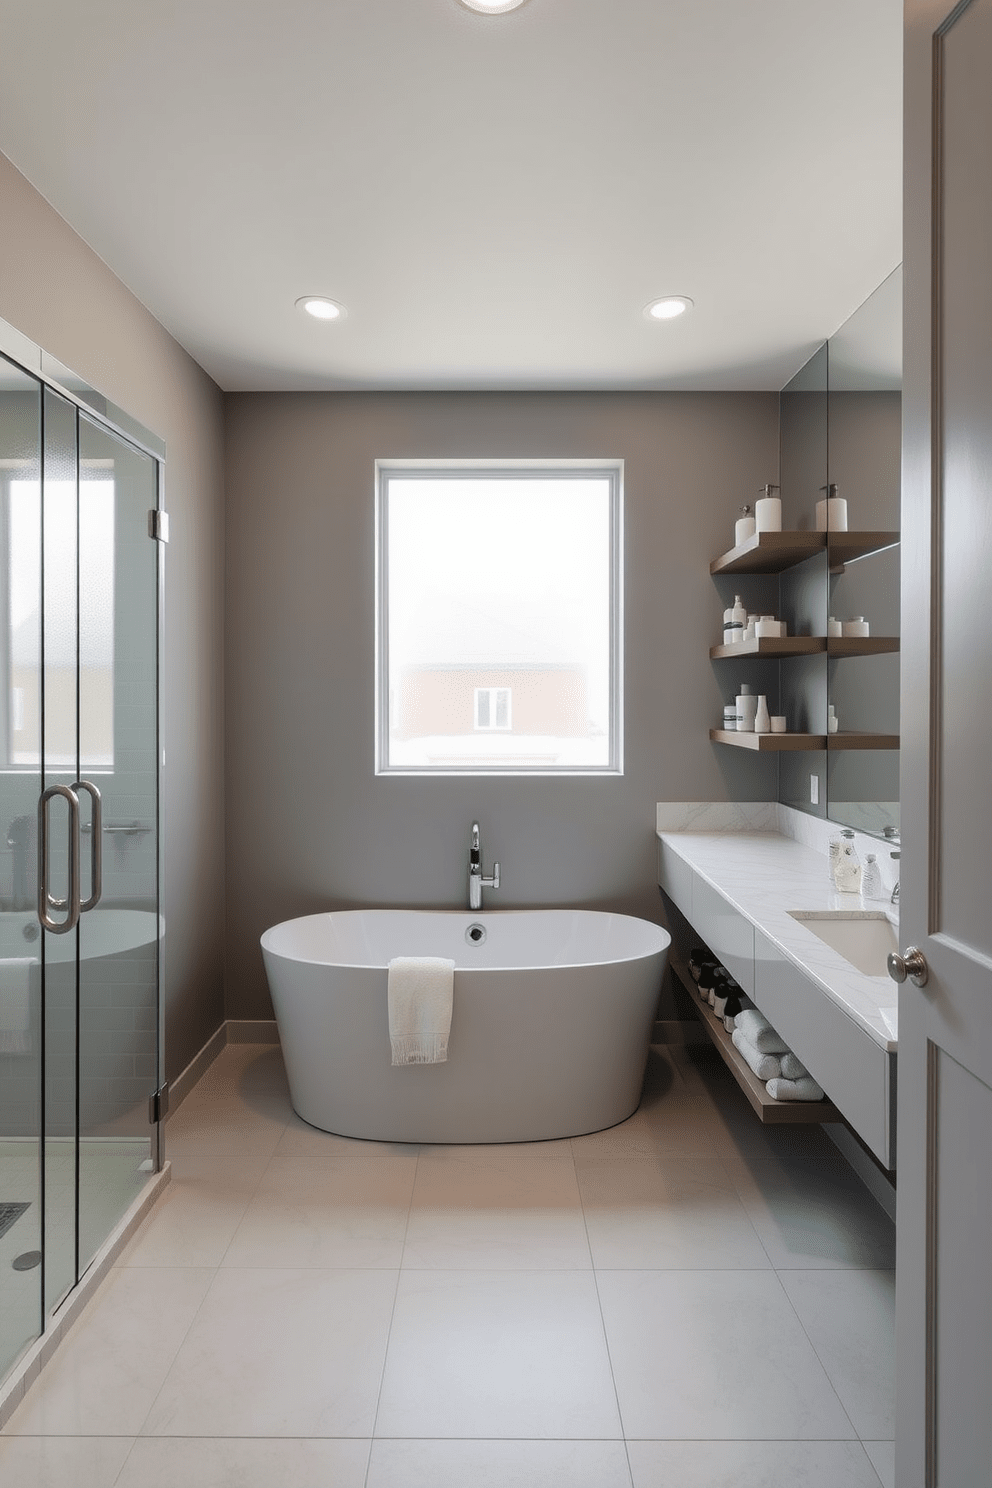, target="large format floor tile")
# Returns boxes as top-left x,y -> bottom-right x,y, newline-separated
114,1436 -> 371,1488
597,1268 -> 855,1440
575,1151 -> 771,1269
0,1436 -> 134,1488
863,1439 -> 896,1488
141,1267 -> 397,1437
626,1438 -> 888,1488
117,1151 -> 270,1268
778,1268 -> 896,1439
2,1268 -> 214,1437
402,1146 -> 590,1269
724,1156 -> 897,1269
375,1269 -> 622,1439
222,1153 -> 417,1268
366,1438 -> 634,1487
1,1040 -> 900,1484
